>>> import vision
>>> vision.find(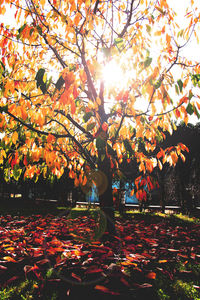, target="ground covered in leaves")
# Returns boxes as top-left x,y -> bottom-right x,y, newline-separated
0,209 -> 200,299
